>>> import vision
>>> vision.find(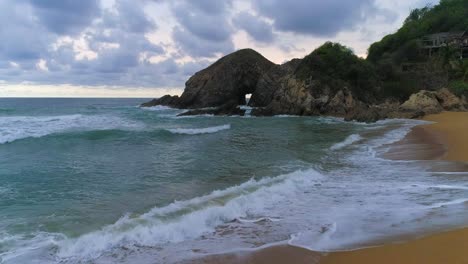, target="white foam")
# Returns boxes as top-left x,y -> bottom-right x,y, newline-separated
330,134 -> 362,150
167,124 -> 231,135
141,105 -> 173,111
274,115 -> 301,118
0,114 -> 143,144
430,198 -> 468,208
237,217 -> 282,223
429,184 -> 468,190
54,169 -> 323,261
